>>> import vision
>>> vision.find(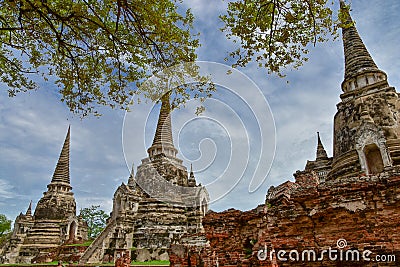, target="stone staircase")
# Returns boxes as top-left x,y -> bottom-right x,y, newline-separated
12,220 -> 64,263
79,219 -> 116,264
